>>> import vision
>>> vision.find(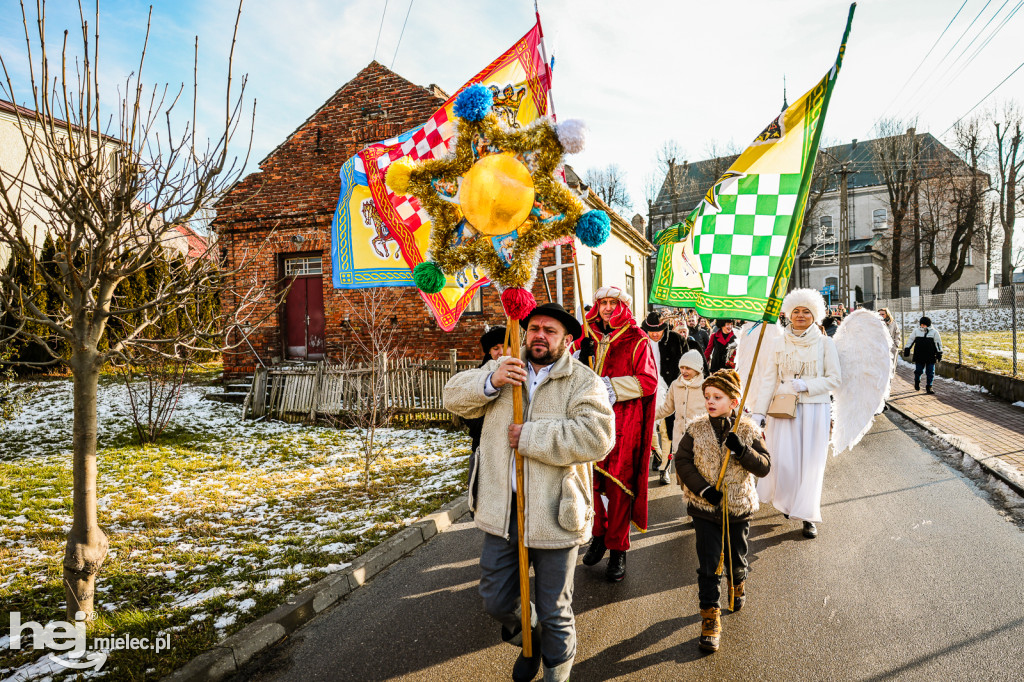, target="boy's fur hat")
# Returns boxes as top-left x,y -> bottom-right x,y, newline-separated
703,368 -> 742,400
